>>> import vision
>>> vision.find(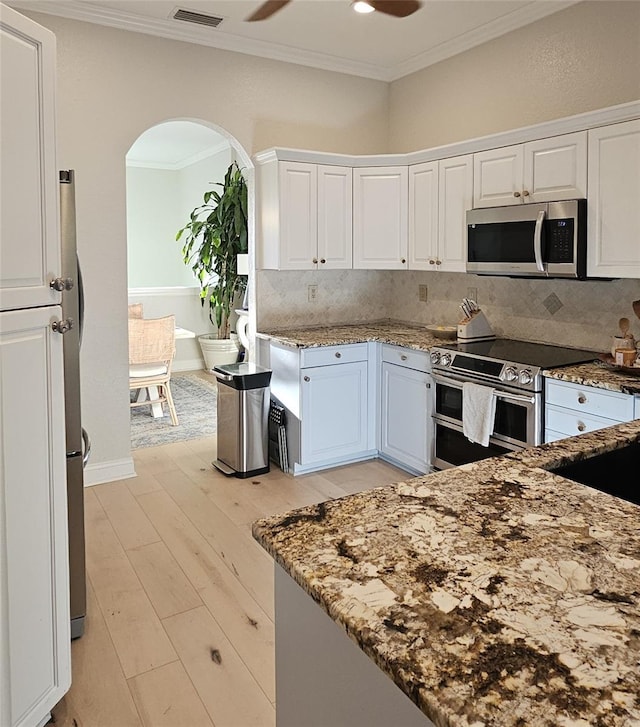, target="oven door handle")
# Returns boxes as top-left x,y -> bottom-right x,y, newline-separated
433,373 -> 535,405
